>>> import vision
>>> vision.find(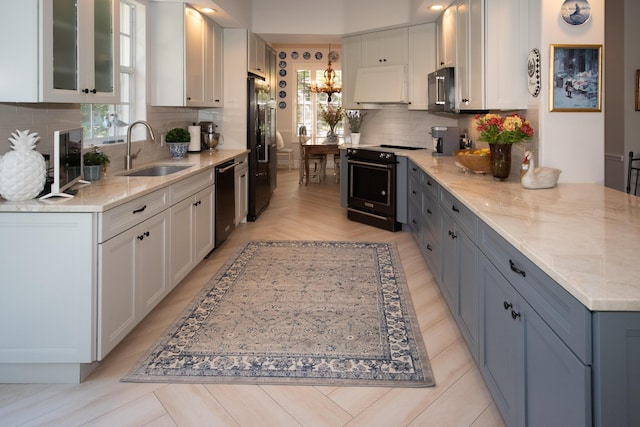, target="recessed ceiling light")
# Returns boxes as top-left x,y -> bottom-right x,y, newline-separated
430,5 -> 444,11
201,7 -> 216,14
